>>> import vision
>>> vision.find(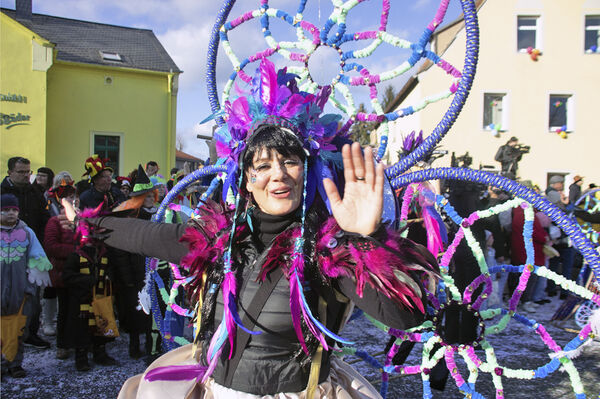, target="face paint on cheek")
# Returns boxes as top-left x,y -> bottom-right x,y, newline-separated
250,171 -> 257,184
